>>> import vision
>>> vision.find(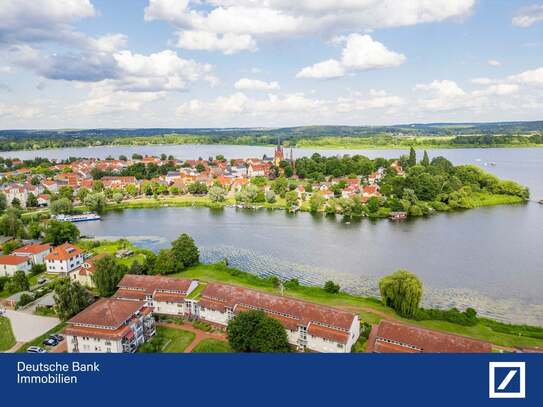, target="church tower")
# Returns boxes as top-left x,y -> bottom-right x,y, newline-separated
274,138 -> 284,167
